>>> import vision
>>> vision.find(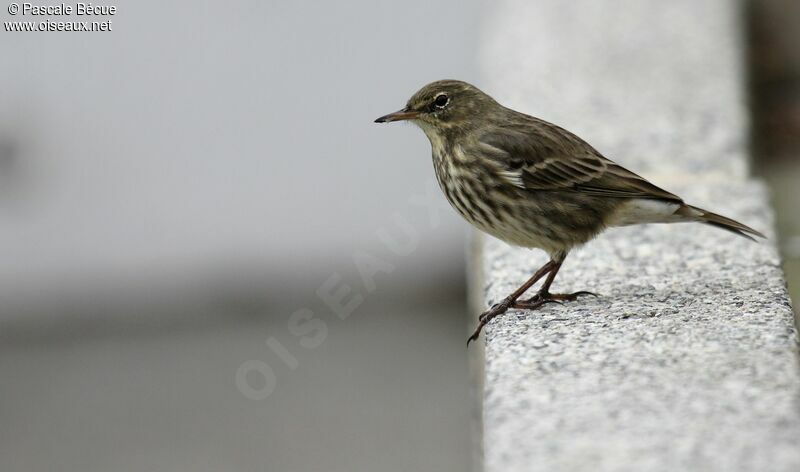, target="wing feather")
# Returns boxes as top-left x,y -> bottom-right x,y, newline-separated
475,115 -> 682,202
